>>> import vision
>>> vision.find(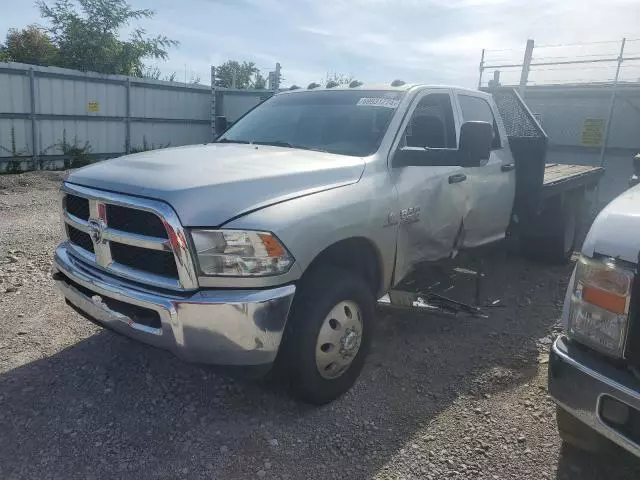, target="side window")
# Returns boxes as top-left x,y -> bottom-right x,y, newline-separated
404,93 -> 457,149
458,95 -> 501,149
